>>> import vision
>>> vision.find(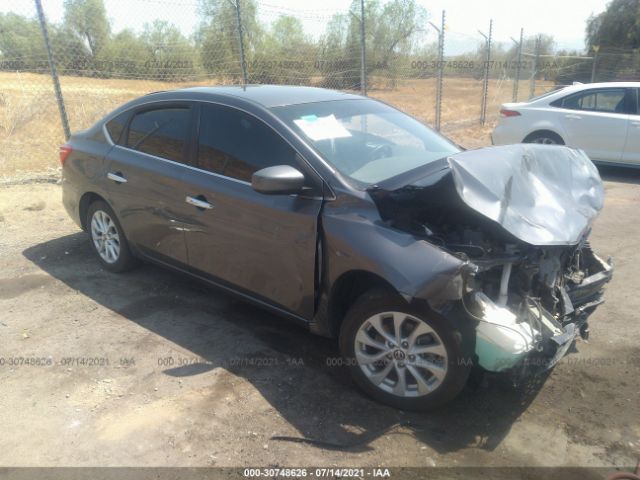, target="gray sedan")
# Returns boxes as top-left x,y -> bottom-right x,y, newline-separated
61,85 -> 612,410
